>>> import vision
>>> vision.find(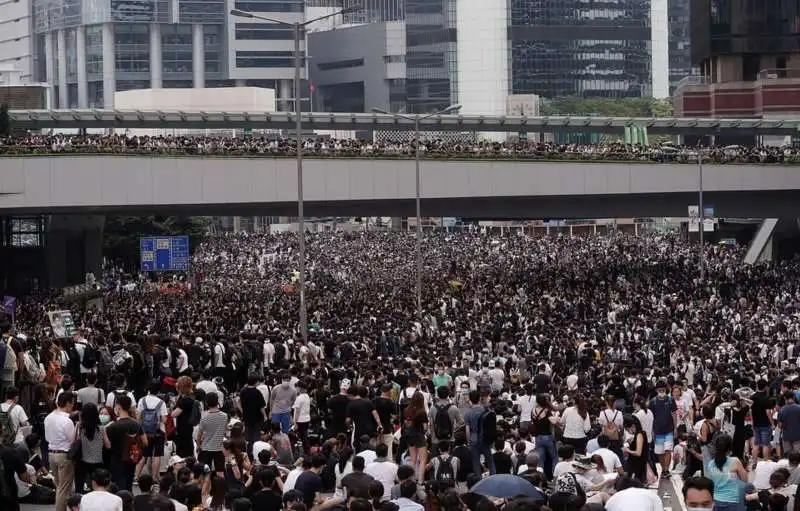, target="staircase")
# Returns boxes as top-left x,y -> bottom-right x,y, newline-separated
744,218 -> 779,264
